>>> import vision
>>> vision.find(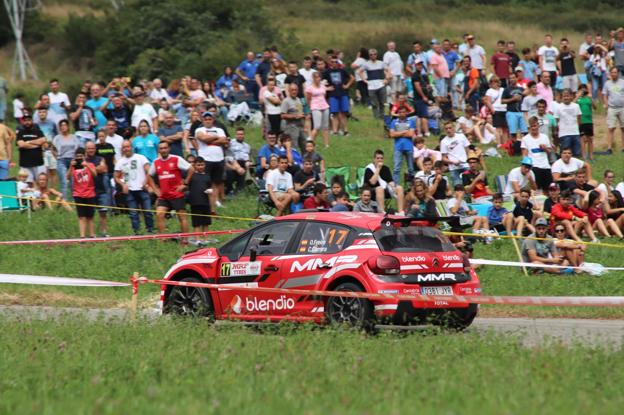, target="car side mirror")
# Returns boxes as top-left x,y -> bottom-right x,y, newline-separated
250,248 -> 257,262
